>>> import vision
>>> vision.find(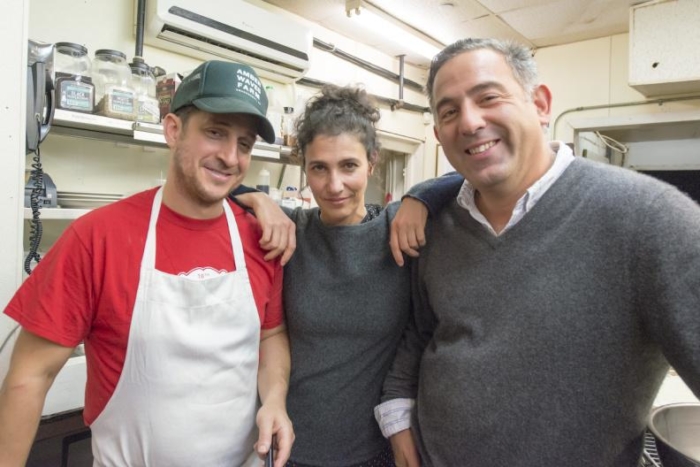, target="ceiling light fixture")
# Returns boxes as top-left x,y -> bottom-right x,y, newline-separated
345,0 -> 444,60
